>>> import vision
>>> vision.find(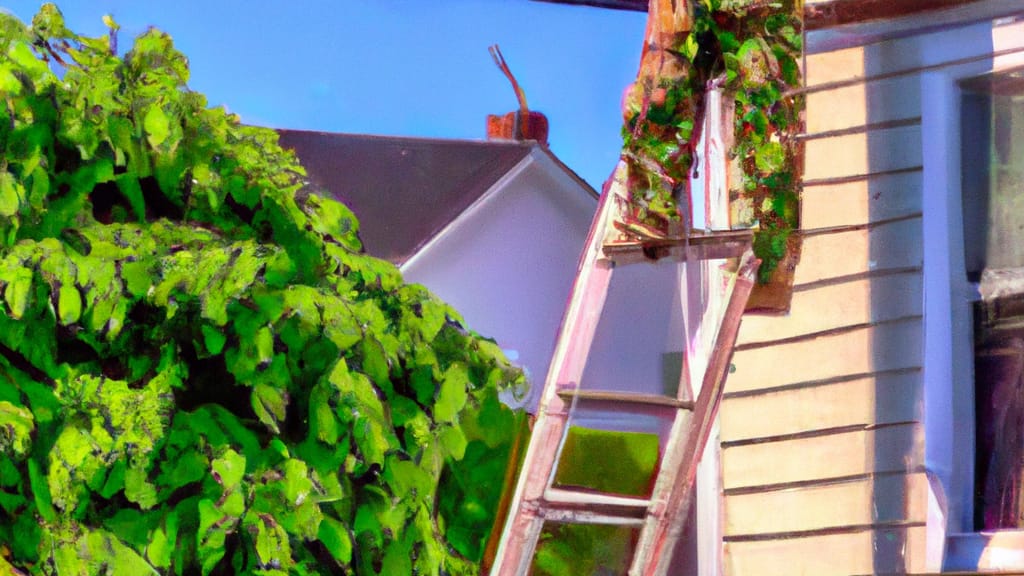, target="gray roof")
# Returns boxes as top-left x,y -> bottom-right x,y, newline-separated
278,130 -> 546,265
